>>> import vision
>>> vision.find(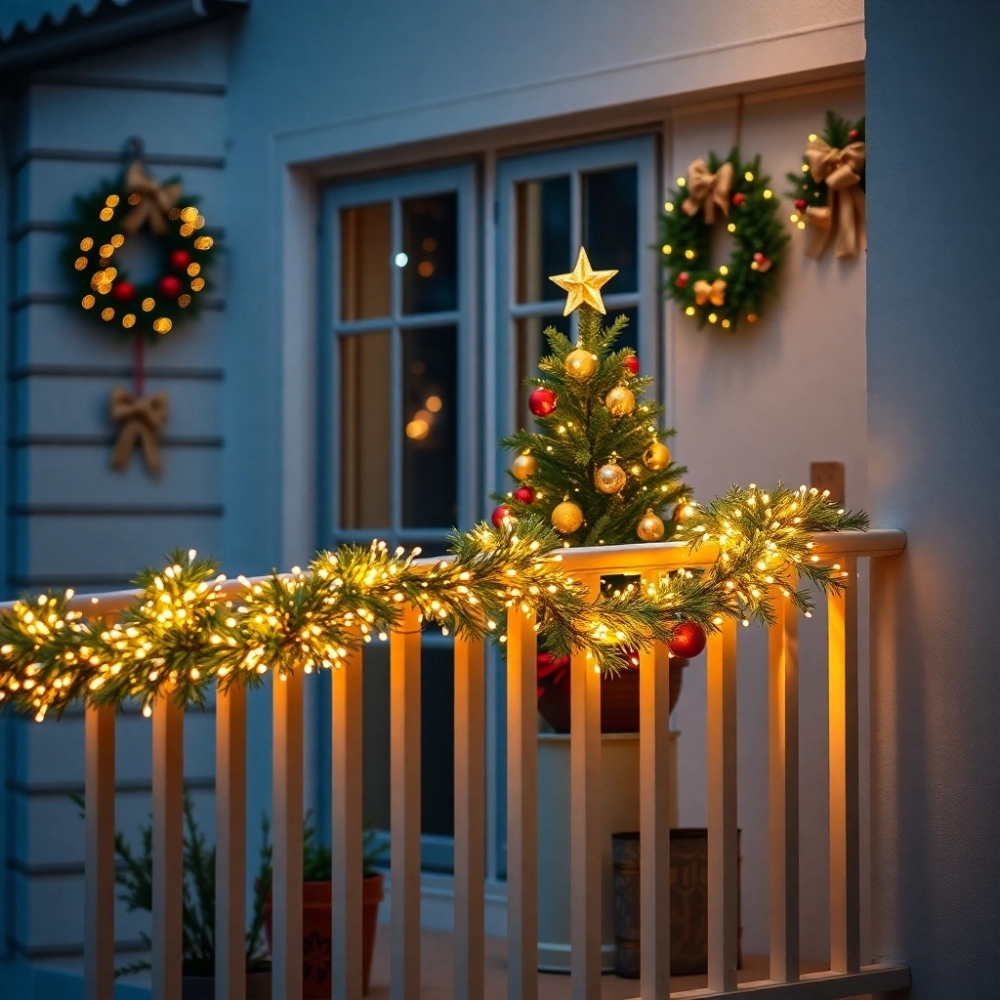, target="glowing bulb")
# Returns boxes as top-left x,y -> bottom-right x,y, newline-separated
664,201 -> 674,212
727,223 -> 736,233
394,252 -> 408,267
